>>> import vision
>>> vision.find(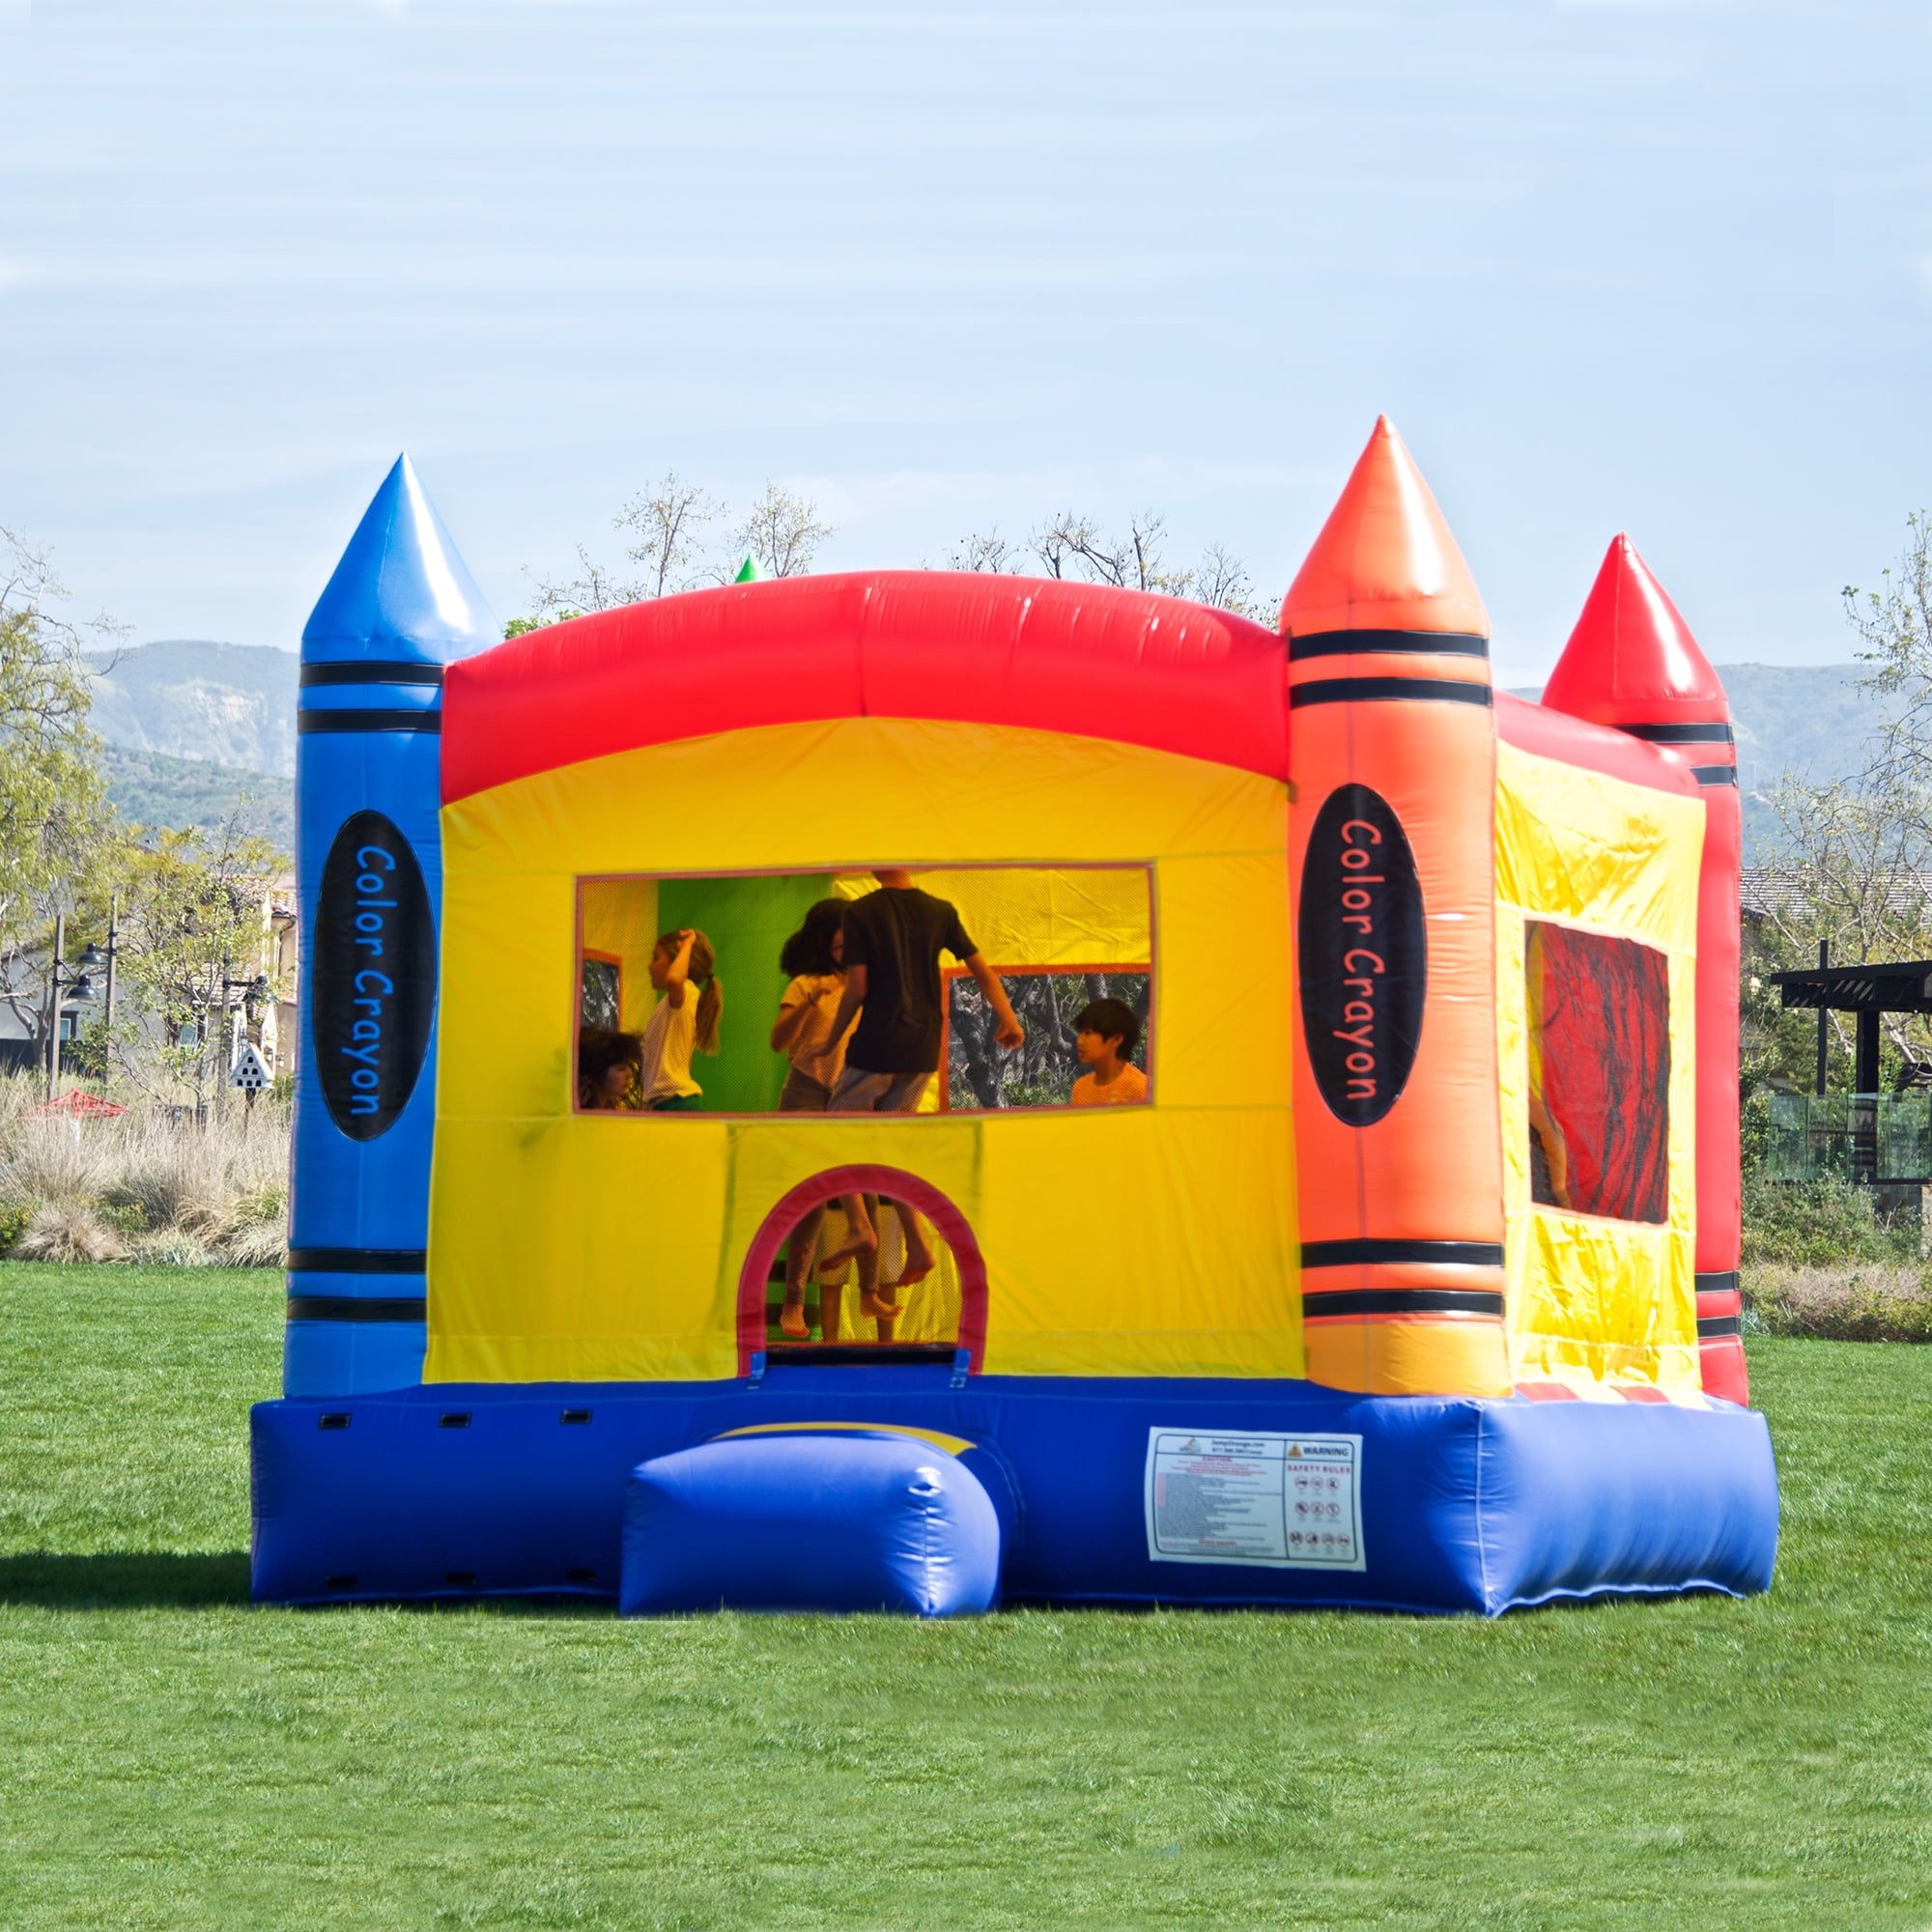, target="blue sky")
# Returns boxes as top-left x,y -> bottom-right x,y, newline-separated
3,0 -> 1927,682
